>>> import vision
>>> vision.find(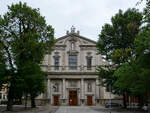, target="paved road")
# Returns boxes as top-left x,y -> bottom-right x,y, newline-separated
0,105 -> 147,113
54,106 -> 109,113
53,106 -> 147,113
